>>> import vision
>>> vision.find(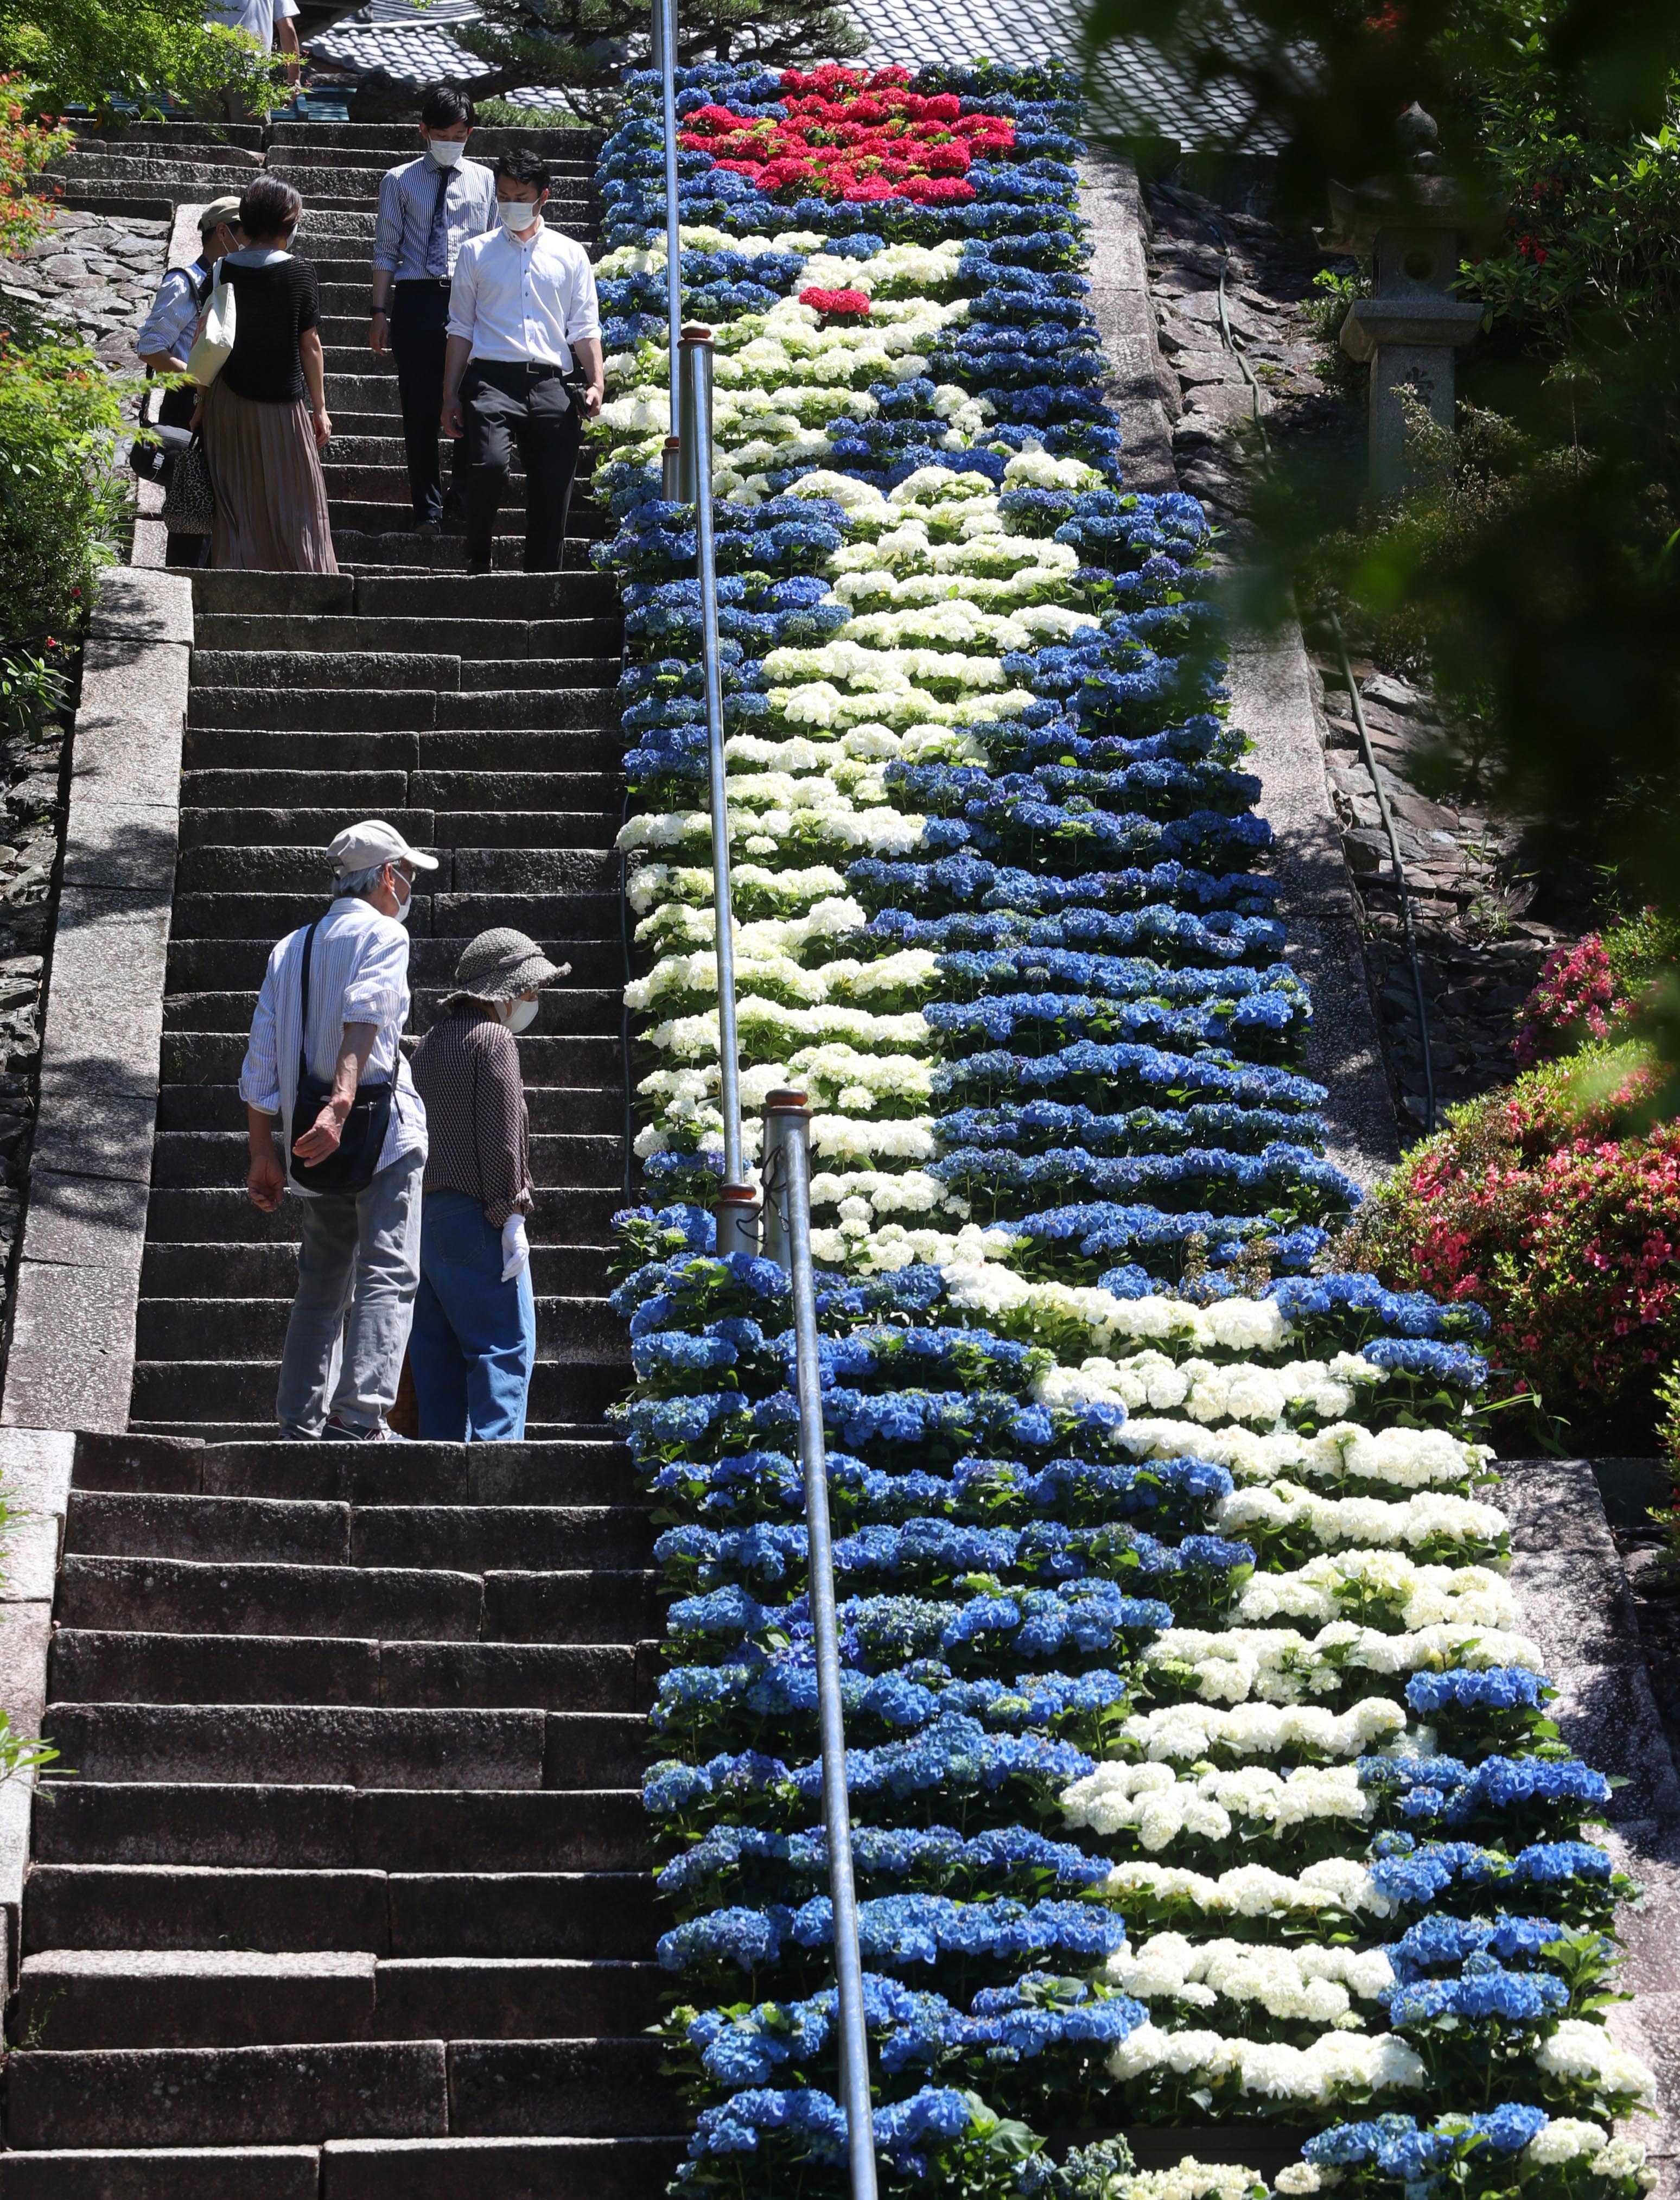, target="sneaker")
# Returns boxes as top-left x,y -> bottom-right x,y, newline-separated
322,1413 -> 408,1442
